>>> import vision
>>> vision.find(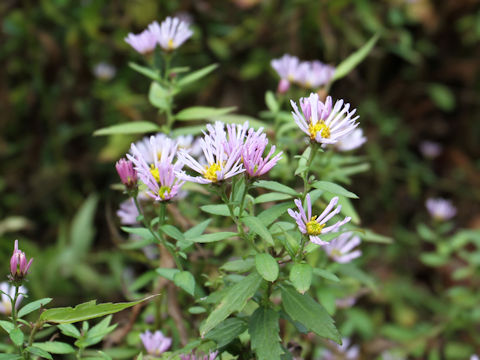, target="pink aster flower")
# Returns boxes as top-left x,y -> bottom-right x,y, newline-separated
115,158 -> 138,189
10,240 -> 33,280
334,128 -> 367,152
180,351 -> 219,360
323,338 -> 360,360
176,123 -> 245,184
242,127 -> 282,177
0,282 -> 26,315
140,330 -> 172,356
291,93 -> 359,146
419,140 -> 442,159
426,198 -> 457,221
128,136 -> 184,201
296,60 -> 335,89
124,28 -> 158,54
288,194 -> 351,246
149,17 -> 193,52
271,54 -> 301,93
117,198 -> 141,226
324,232 -> 362,263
